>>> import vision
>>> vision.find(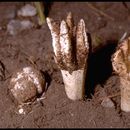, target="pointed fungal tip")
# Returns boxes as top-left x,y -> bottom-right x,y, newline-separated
67,12 -> 72,18
46,17 -> 51,22
60,20 -> 67,28
80,19 -> 85,25
46,17 -> 58,31
61,20 -> 66,24
46,17 -> 52,26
